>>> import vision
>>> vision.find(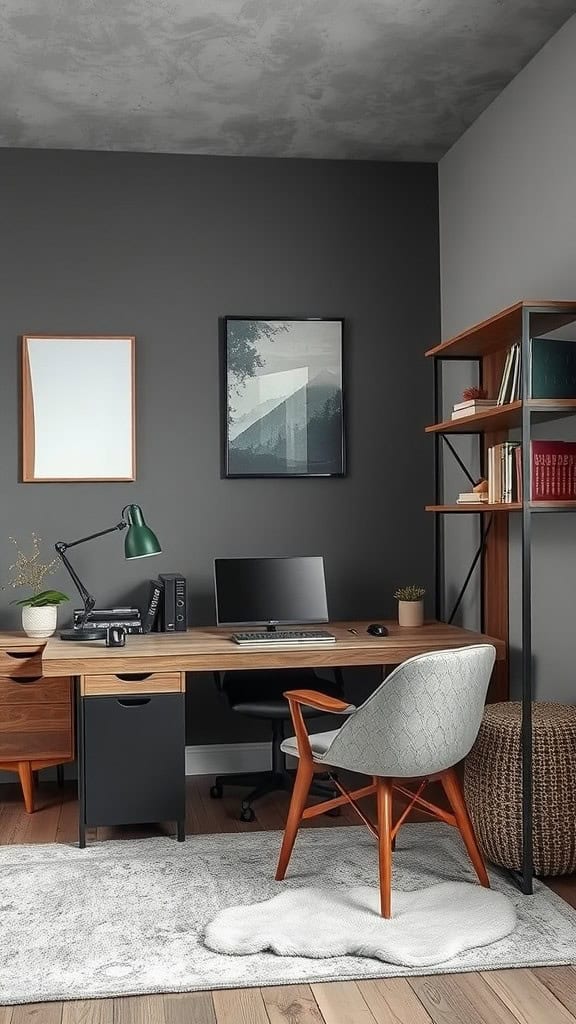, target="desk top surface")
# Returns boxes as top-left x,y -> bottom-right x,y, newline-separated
41,620 -> 506,676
